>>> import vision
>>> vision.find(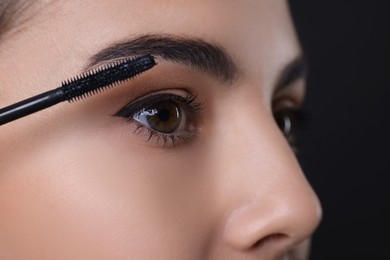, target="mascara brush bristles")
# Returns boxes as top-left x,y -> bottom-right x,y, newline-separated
61,55 -> 156,102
